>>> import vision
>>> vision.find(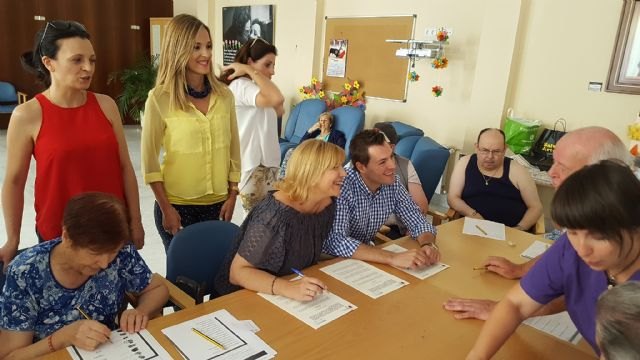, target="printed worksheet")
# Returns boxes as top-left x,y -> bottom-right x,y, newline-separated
161,309 -> 276,360
524,311 -> 583,345
320,259 -> 408,298
258,291 -> 357,330
521,240 -> 551,259
462,218 -> 506,241
382,243 -> 450,279
67,329 -> 171,360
